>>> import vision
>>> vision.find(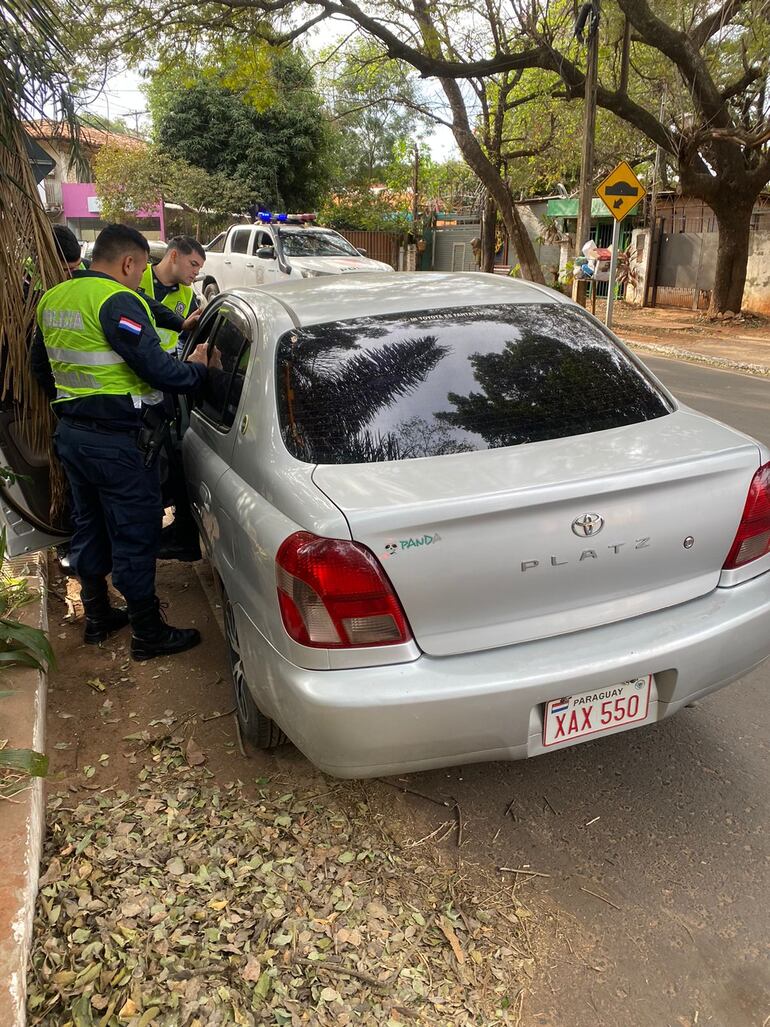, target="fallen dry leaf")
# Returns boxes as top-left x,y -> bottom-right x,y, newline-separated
439,914 -> 465,964
185,737 -> 206,767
